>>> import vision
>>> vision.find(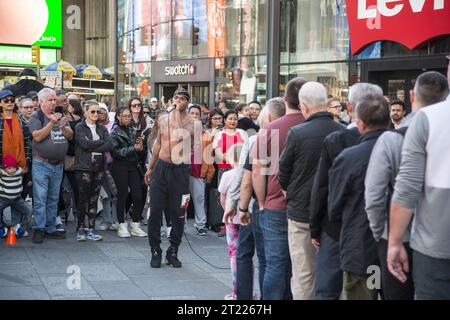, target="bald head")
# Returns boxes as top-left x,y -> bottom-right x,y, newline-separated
298,82 -> 328,119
